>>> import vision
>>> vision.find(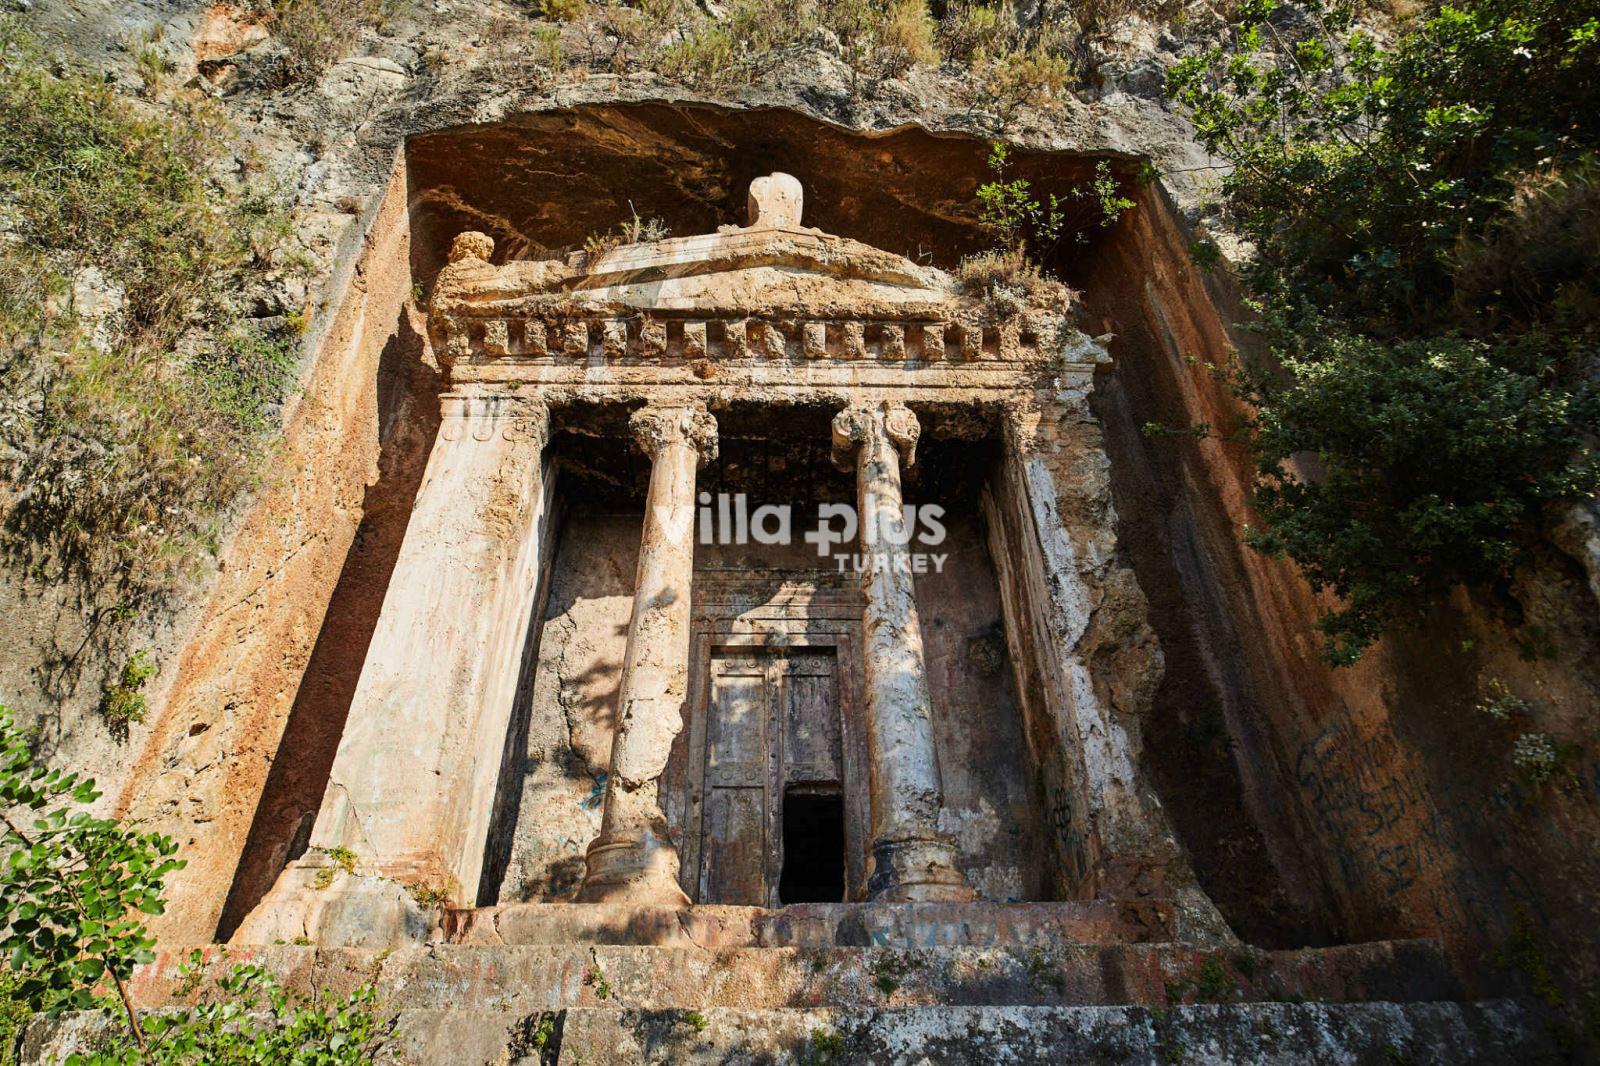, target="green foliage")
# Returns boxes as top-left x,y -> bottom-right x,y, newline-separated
98,957 -> 392,1066
322,846 -> 357,874
977,145 -> 1134,258
1166,0 -> 1600,662
584,963 -> 612,1000
1475,678 -> 1529,721
405,881 -> 450,908
0,704 -> 182,1049
0,707 -> 389,1062
310,846 -> 357,890
96,652 -> 157,740
656,0 -> 944,91
0,21 -> 300,647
